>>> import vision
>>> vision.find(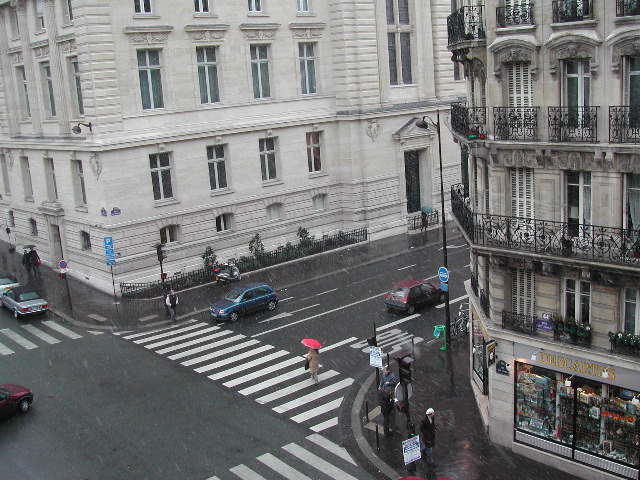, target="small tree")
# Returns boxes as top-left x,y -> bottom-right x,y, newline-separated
249,233 -> 265,258
201,246 -> 217,270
